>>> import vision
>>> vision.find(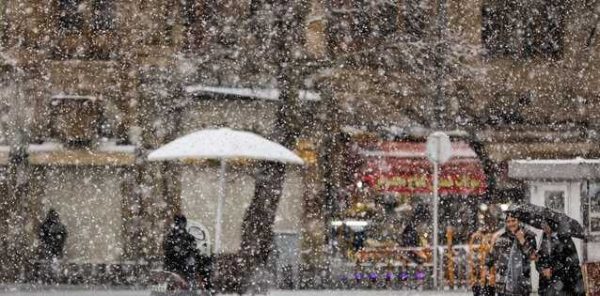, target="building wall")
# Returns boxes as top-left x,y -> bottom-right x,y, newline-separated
0,0 -> 318,283
180,165 -> 303,253
180,100 -> 279,136
306,0 -> 600,197
39,166 -> 126,264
